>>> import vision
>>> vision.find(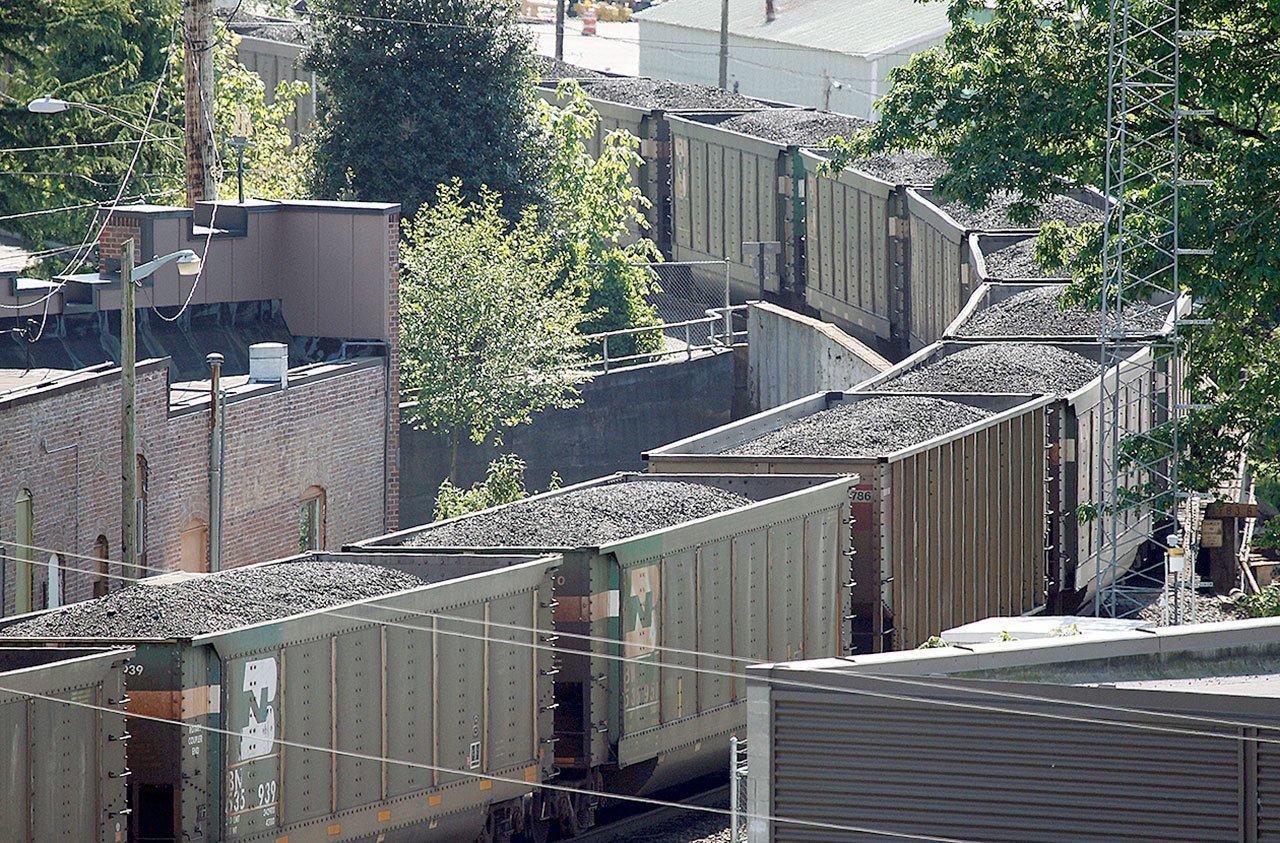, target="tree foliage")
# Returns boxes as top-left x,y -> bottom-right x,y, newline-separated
433,453 -> 560,520
302,0 -> 544,218
538,81 -> 662,358
829,0 -> 1280,496
399,180 -> 590,453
